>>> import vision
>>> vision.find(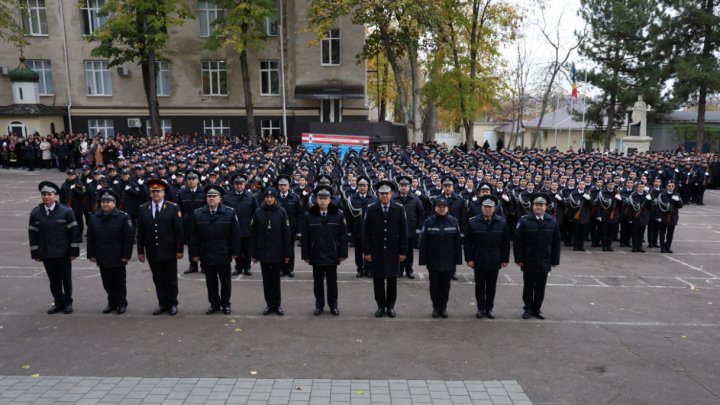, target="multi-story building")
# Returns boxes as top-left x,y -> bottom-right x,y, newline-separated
0,0 -> 370,141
